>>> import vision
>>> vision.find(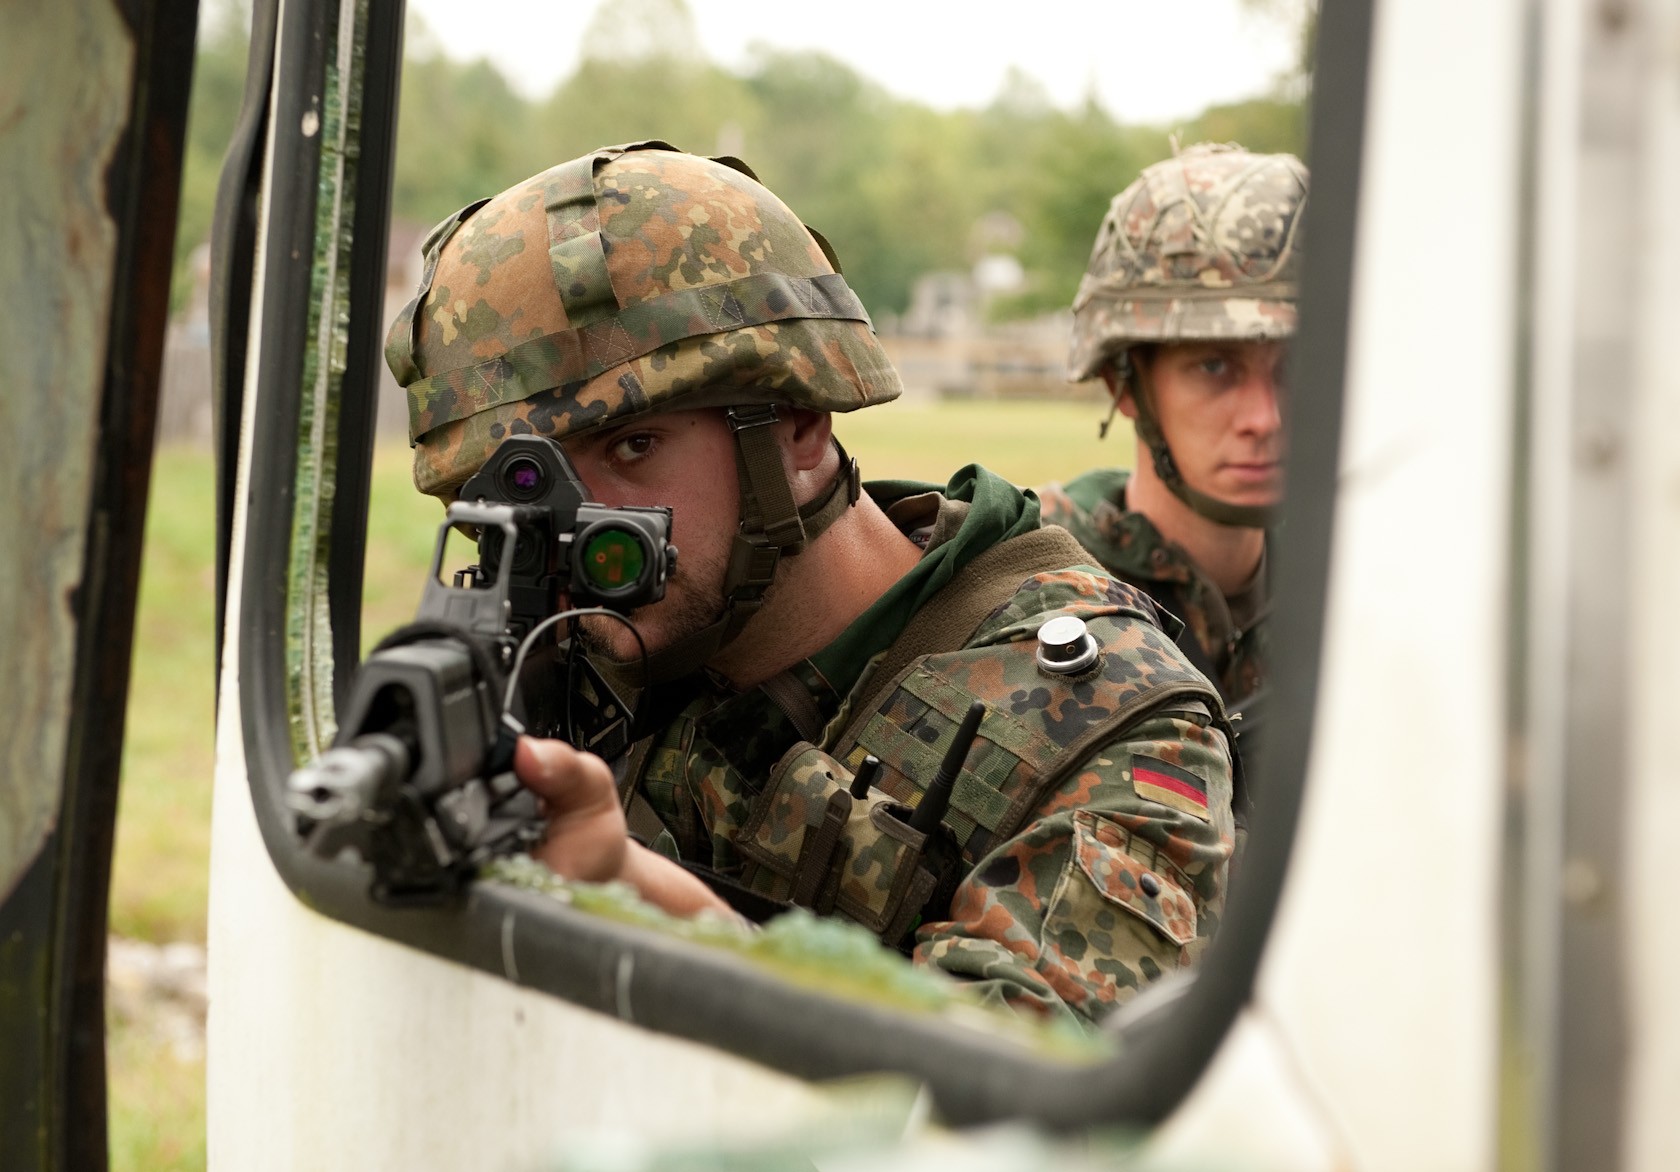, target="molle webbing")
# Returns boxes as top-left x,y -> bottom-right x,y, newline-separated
842,666 -> 1220,858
